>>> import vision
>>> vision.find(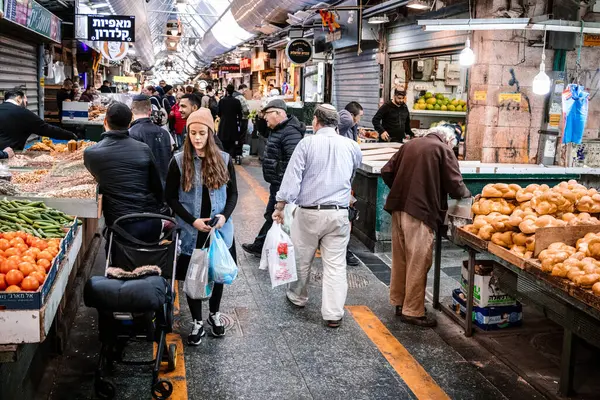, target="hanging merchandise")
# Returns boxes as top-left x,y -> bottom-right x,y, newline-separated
562,84 -> 589,145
